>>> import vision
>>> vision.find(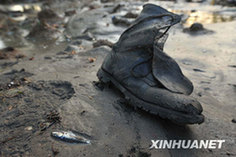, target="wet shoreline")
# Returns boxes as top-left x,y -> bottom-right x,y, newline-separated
0,0 -> 236,156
